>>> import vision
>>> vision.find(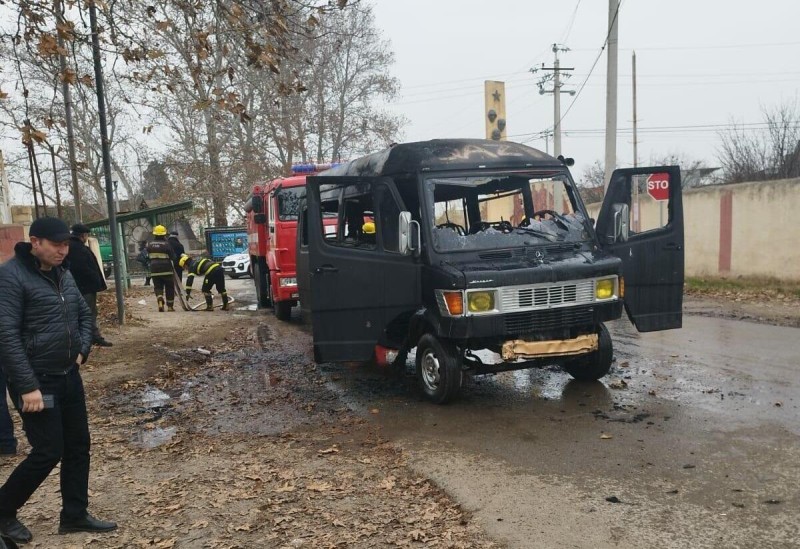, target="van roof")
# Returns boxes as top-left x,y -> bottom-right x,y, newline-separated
319,139 -> 563,178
